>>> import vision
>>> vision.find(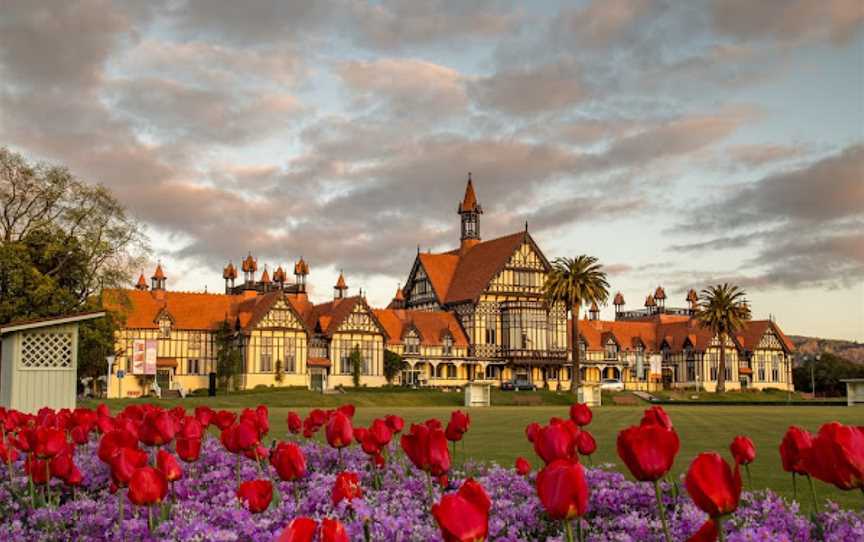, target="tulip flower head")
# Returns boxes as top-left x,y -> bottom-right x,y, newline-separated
803,422 -> 864,491
271,441 -> 307,481
569,403 -> 592,427
325,412 -> 354,449
730,436 -> 756,465
432,478 -> 491,542
515,456 -> 531,476
536,459 -> 589,520
779,426 -> 813,475
331,471 -> 363,505
237,479 -> 273,513
617,424 -> 679,482
128,466 -> 169,506
685,452 -> 742,518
